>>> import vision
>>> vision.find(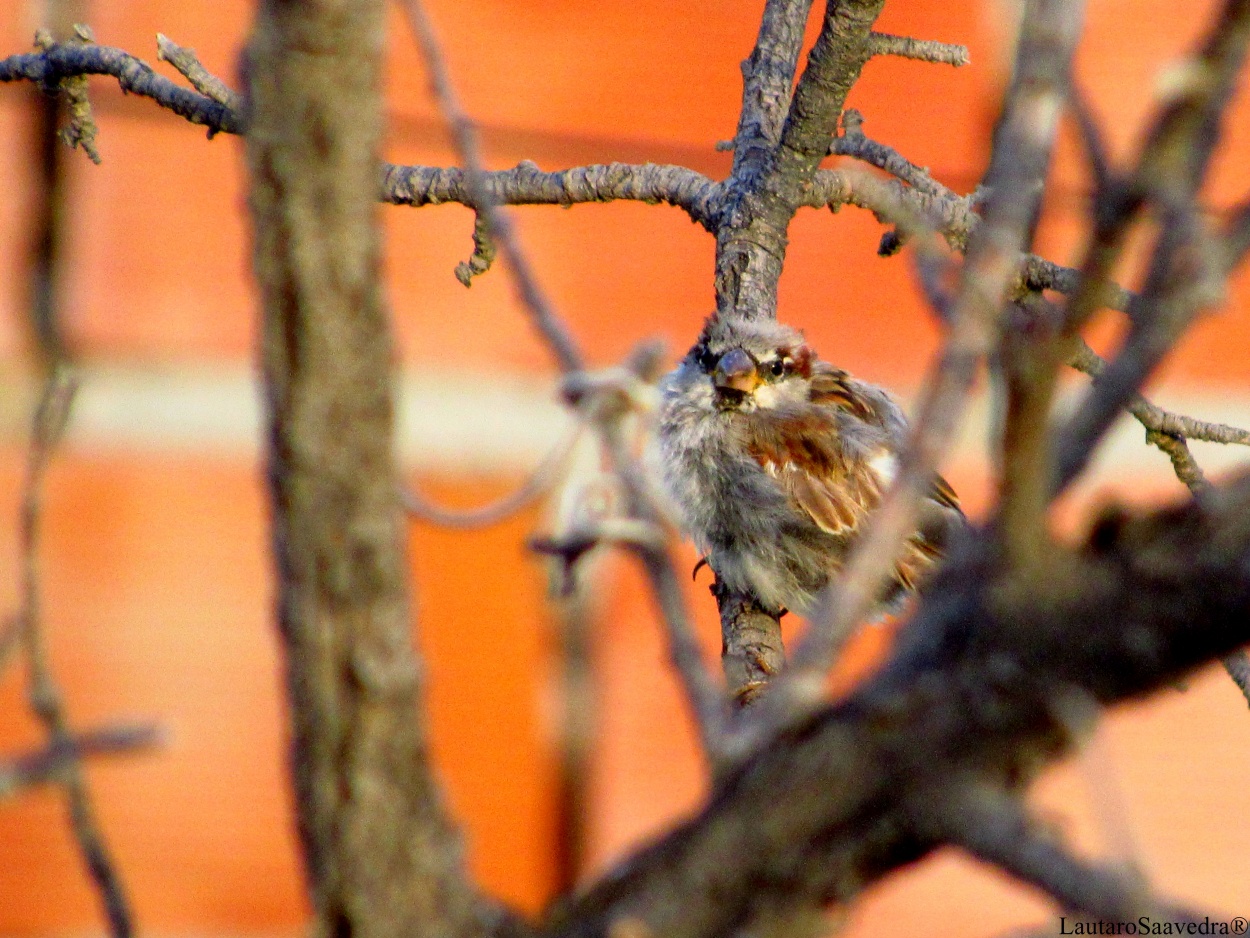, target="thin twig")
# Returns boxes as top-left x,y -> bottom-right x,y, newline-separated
1068,339 -> 1250,449
155,34 -> 242,111
403,423 -> 584,529
1054,0 -> 1250,491
382,160 -> 721,230
0,723 -> 162,799
1068,82 -> 1113,198
34,25 -> 101,164
830,109 -> 944,196
867,31 -> 970,67
1068,337 -> 1250,704
0,35 -> 240,134
400,0 -> 582,374
16,368 -> 135,938
400,0 -> 730,758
